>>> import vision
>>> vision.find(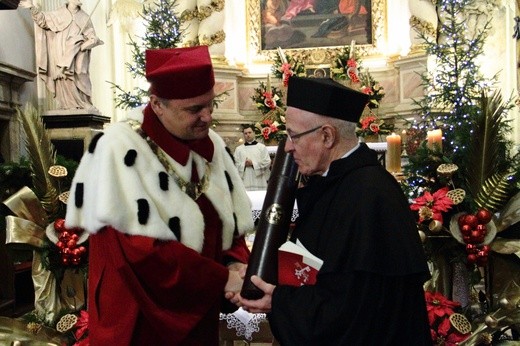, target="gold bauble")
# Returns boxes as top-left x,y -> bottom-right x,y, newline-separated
484,315 -> 498,328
